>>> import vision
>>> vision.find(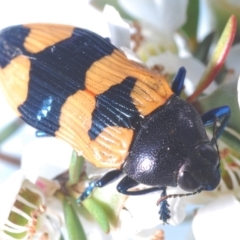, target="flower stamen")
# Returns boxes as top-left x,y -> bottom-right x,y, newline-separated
0,180 -> 47,240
